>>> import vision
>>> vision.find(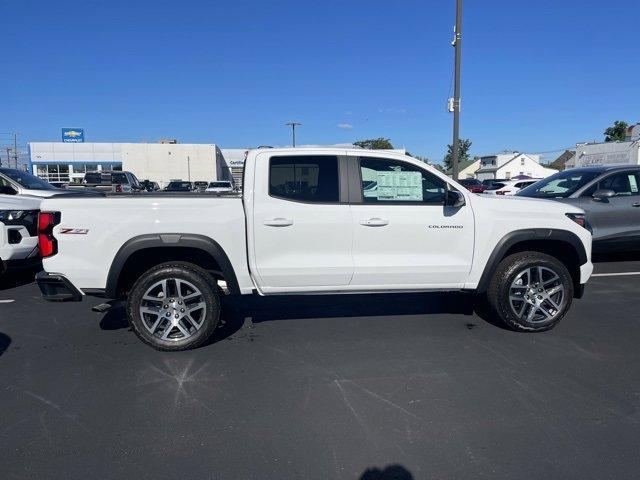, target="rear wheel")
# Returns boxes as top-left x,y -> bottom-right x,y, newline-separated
127,262 -> 220,351
488,252 -> 573,332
